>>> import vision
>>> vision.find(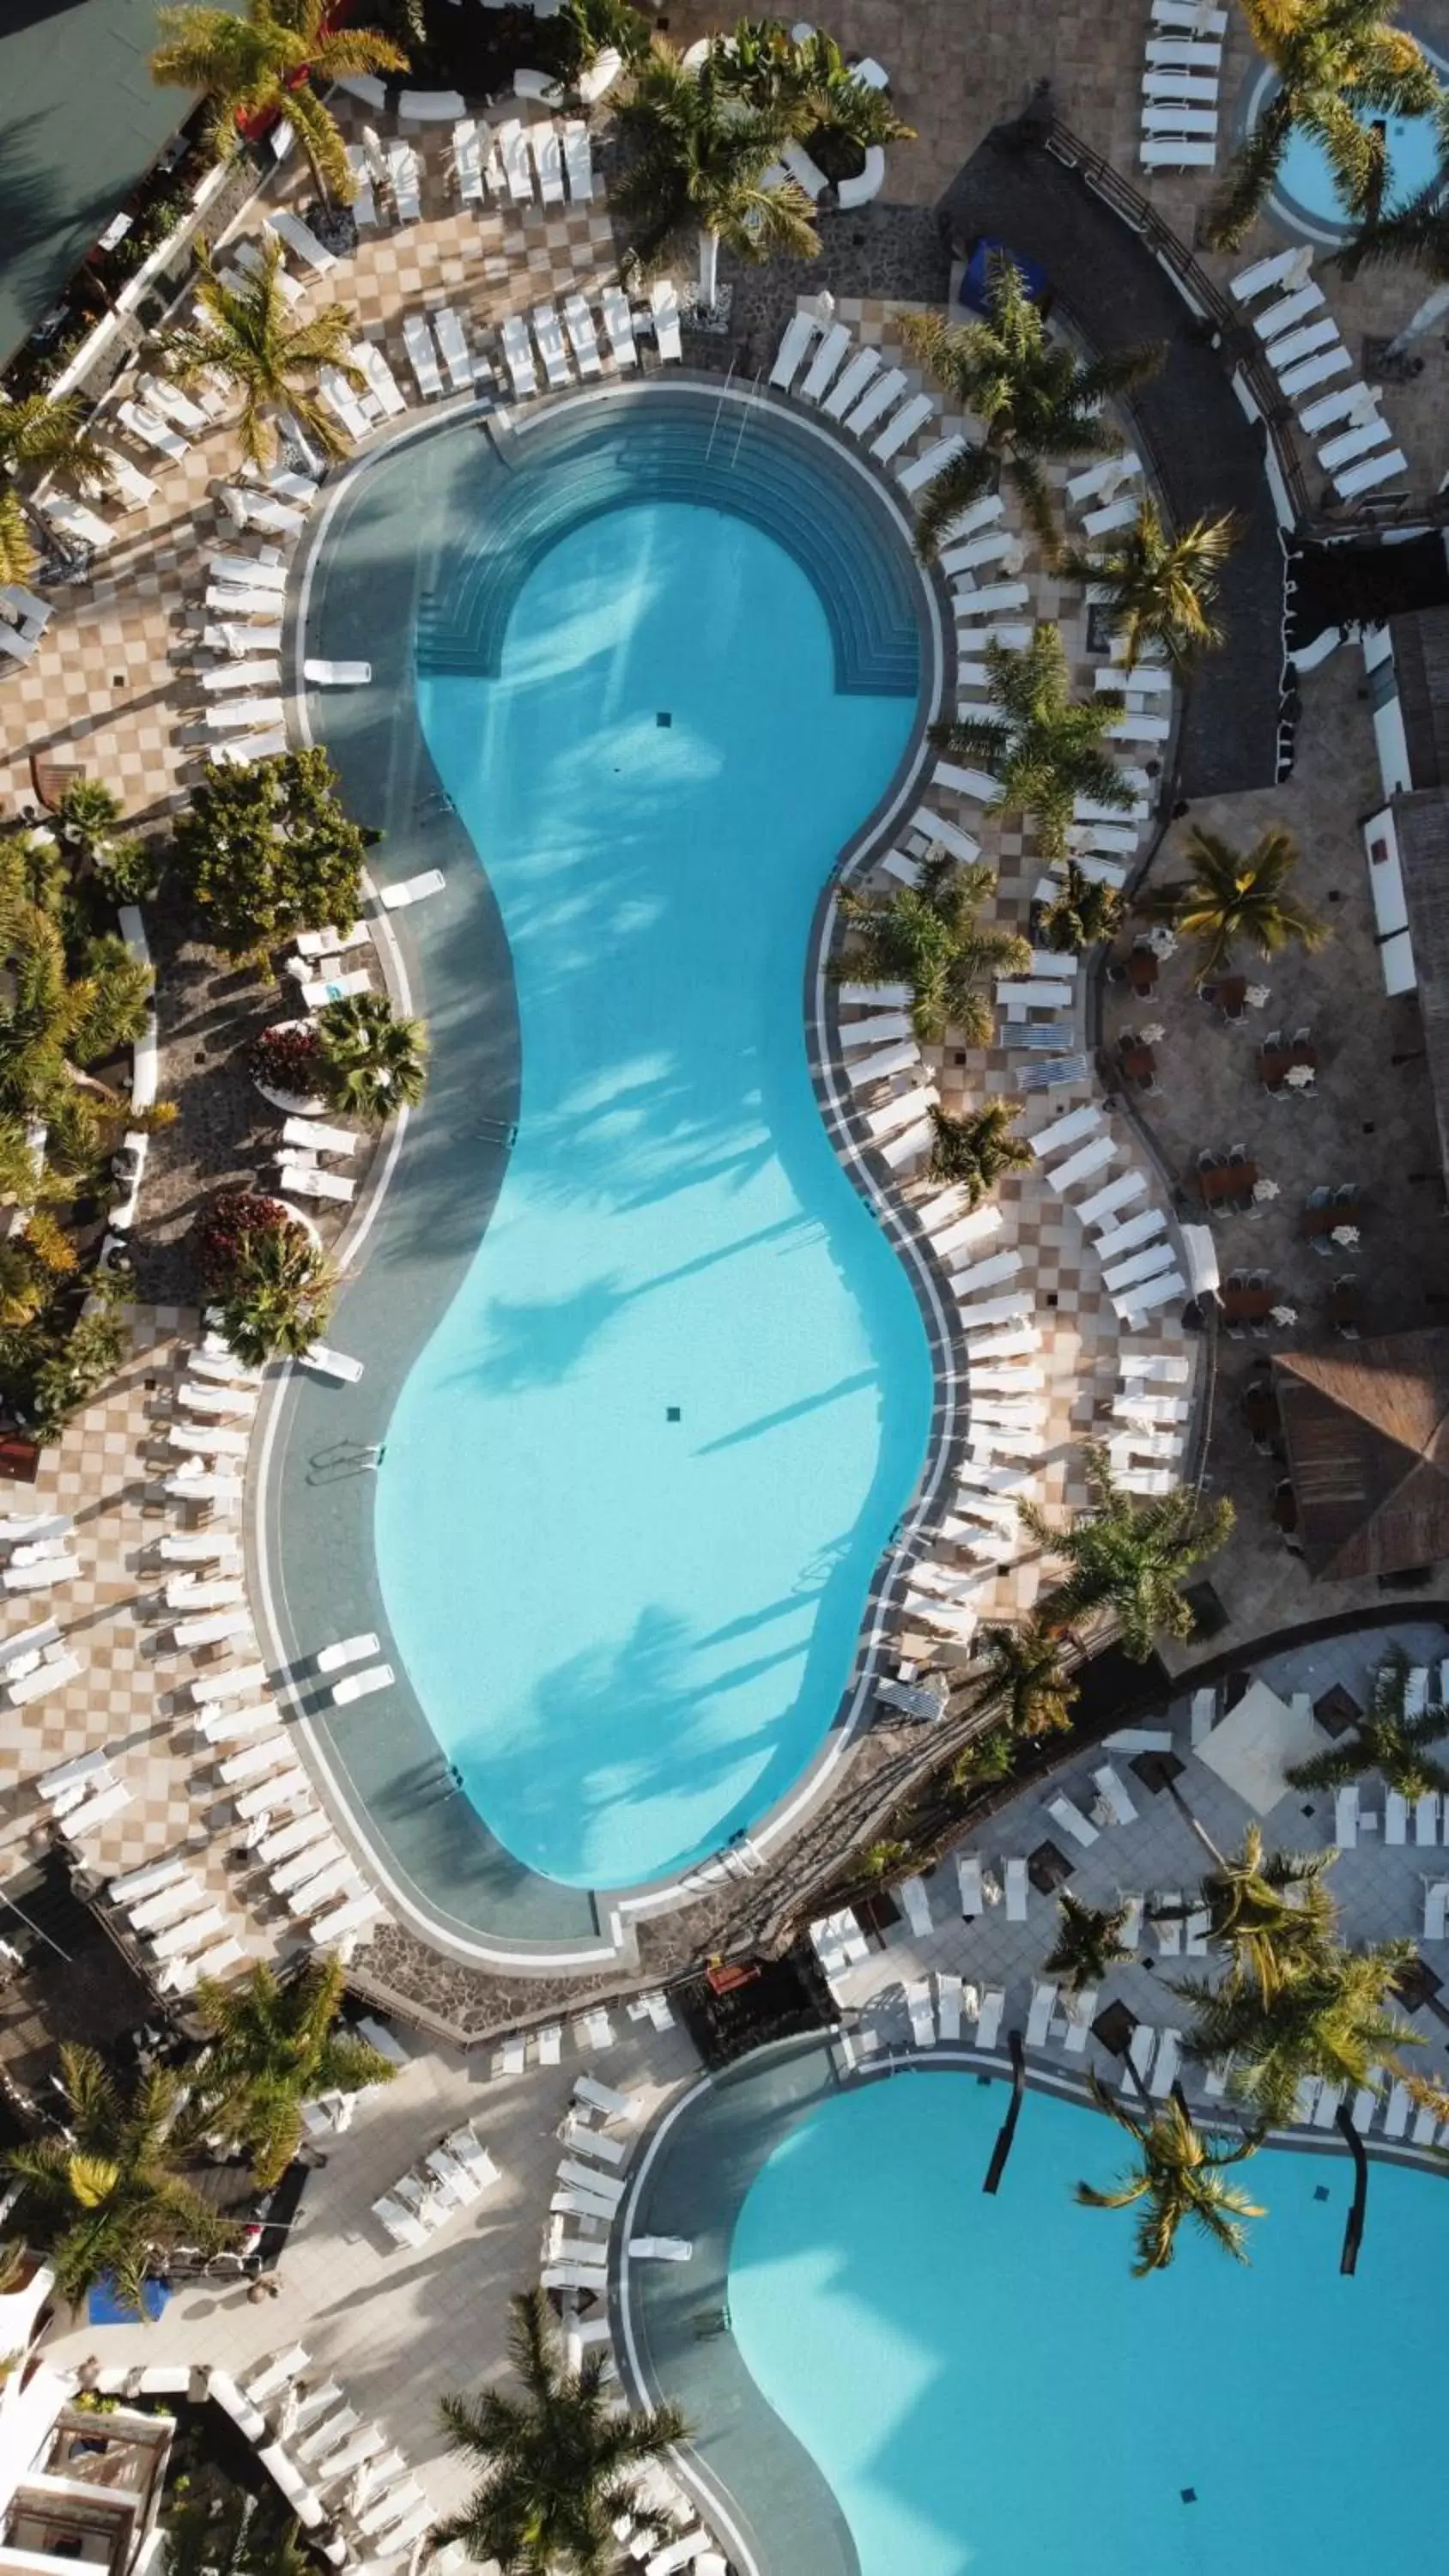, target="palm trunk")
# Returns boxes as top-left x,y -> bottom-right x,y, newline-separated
697,228 -> 720,308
